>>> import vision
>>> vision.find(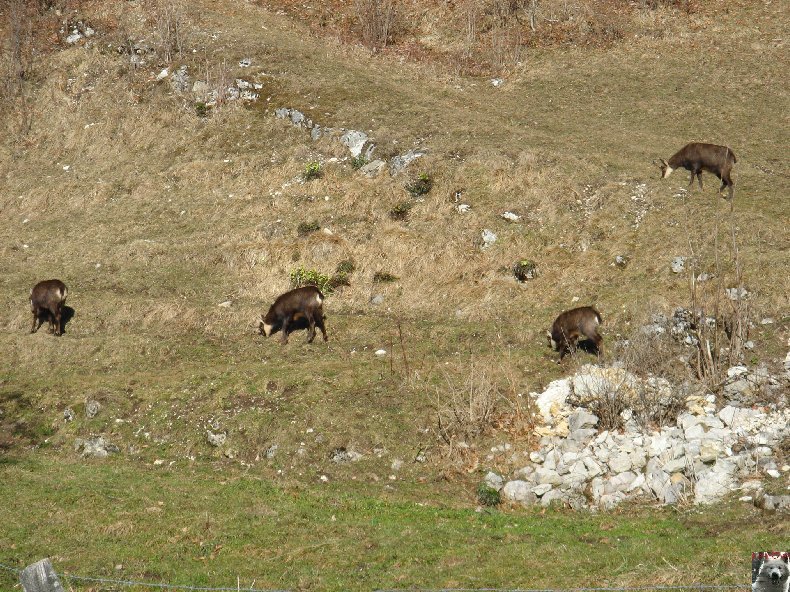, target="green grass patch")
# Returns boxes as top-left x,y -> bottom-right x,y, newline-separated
0,456 -> 765,592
